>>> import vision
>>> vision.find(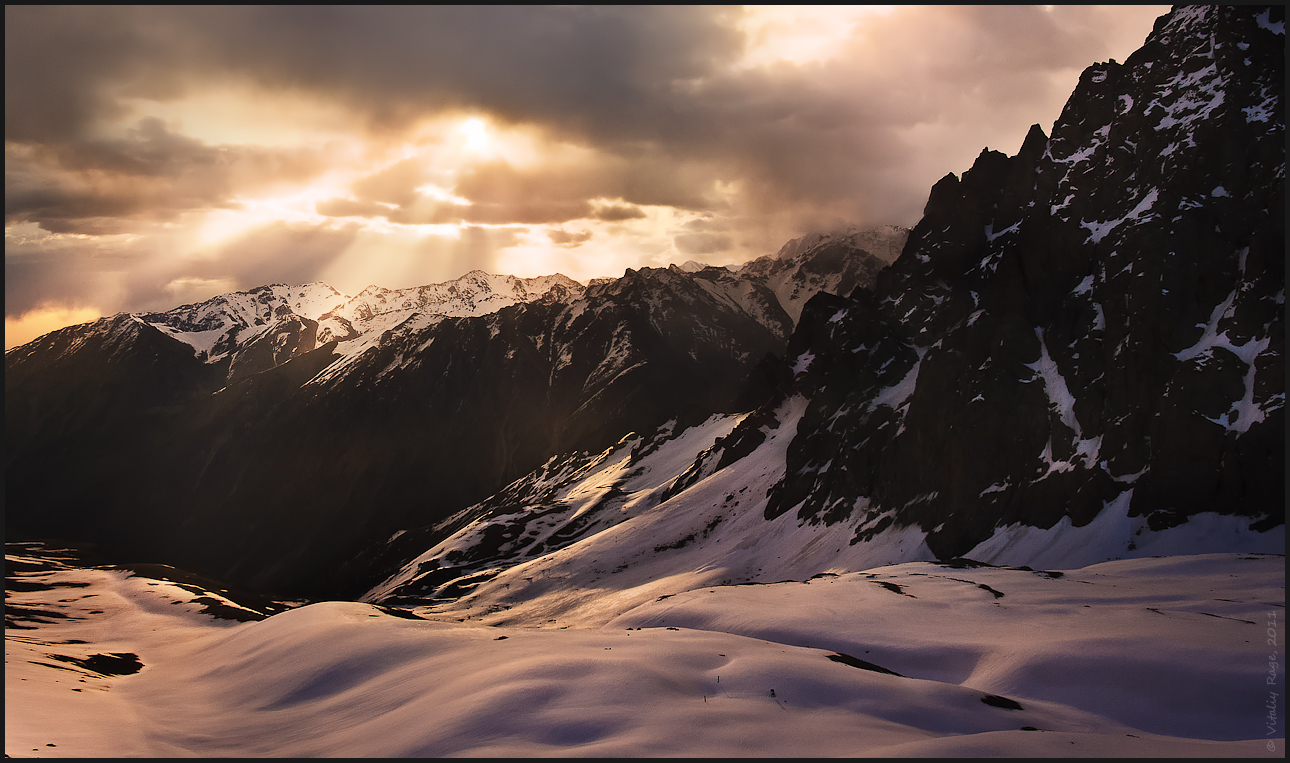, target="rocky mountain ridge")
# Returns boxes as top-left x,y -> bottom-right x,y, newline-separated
694,3 -> 1285,556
